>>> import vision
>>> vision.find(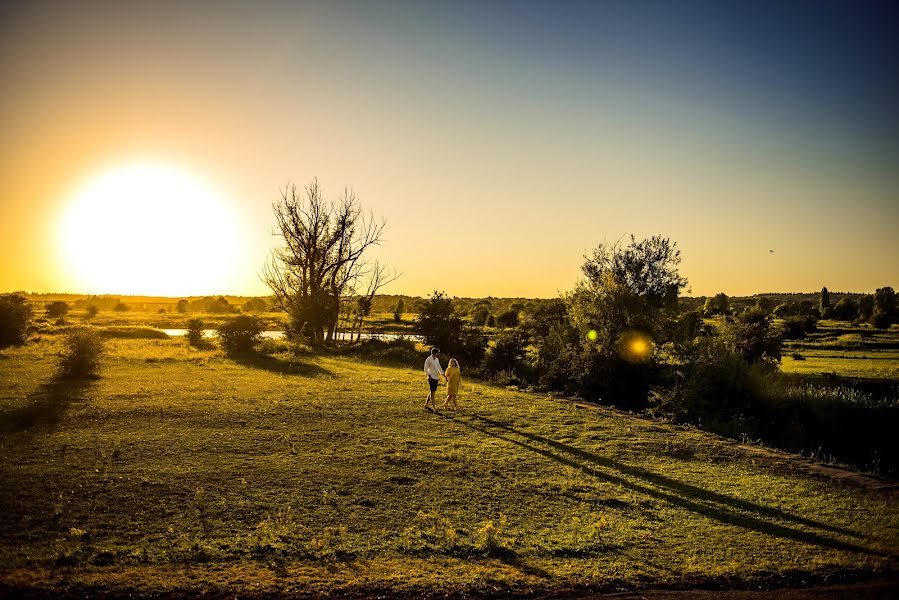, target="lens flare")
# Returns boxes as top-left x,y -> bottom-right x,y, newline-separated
617,330 -> 654,363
